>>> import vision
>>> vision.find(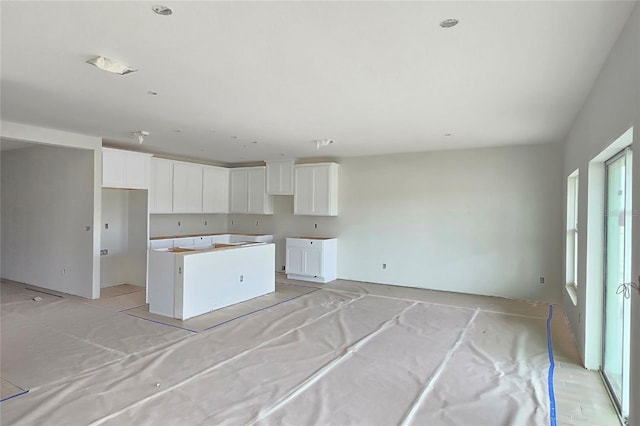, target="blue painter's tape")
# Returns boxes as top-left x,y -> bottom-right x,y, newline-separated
1,389 -> 29,403
547,304 -> 557,426
203,288 -> 320,332
126,313 -> 198,333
